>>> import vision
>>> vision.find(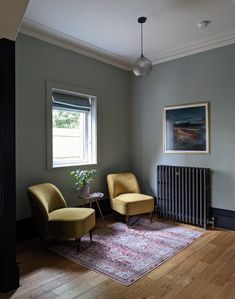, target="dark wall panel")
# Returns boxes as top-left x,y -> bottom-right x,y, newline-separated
0,38 -> 19,292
